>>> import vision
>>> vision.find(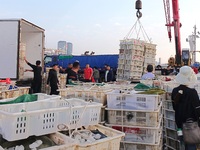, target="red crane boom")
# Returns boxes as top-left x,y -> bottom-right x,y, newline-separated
163,0 -> 182,65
